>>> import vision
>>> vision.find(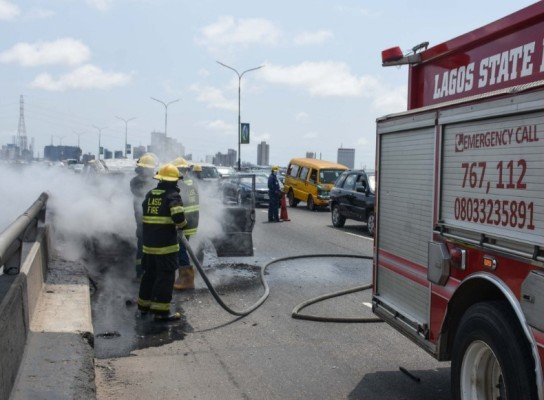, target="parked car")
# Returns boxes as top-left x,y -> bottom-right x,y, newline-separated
222,174 -> 270,206
283,158 -> 348,210
329,170 -> 376,235
216,166 -> 236,178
